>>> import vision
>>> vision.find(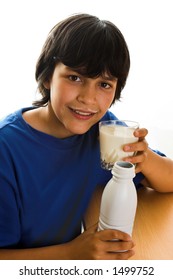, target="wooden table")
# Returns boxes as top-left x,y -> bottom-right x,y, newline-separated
131,187 -> 173,260
84,186 -> 173,260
